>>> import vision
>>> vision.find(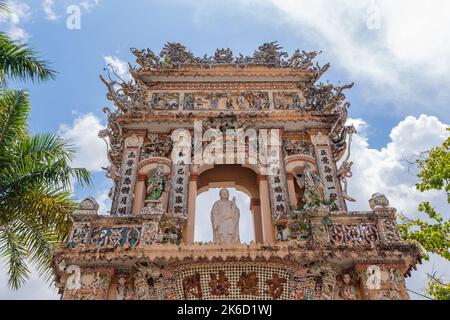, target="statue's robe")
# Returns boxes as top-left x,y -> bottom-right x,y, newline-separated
210,199 -> 240,245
